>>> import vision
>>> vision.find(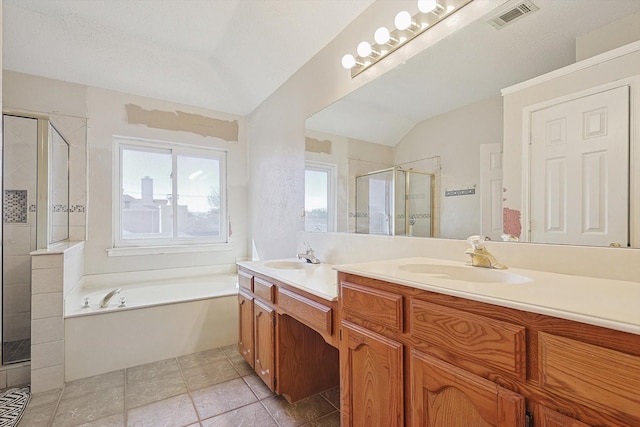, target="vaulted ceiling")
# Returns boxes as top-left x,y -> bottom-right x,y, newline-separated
3,0 -> 375,115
